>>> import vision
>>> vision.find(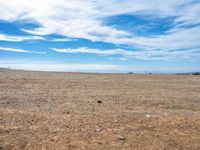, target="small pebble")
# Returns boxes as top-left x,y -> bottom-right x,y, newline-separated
97,100 -> 102,104
118,135 -> 125,140
96,128 -> 101,132
148,125 -> 155,128
146,114 -> 150,118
